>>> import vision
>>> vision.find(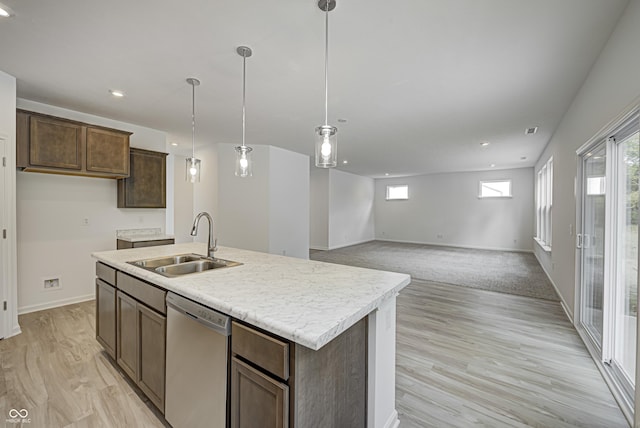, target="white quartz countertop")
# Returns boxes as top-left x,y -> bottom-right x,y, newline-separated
92,243 -> 410,350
